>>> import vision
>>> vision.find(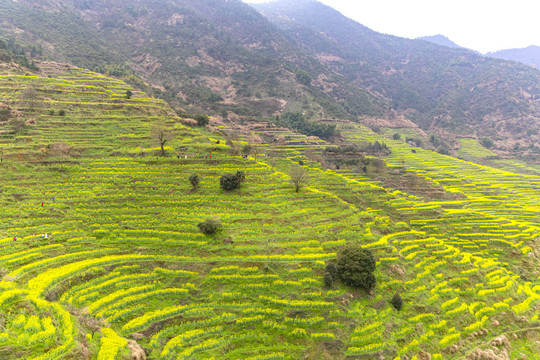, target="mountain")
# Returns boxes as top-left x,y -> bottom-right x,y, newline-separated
0,0 -> 538,151
1,4 -> 540,359
488,45 -> 540,69
0,0 -> 385,121
253,0 -> 540,148
417,34 -> 464,49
